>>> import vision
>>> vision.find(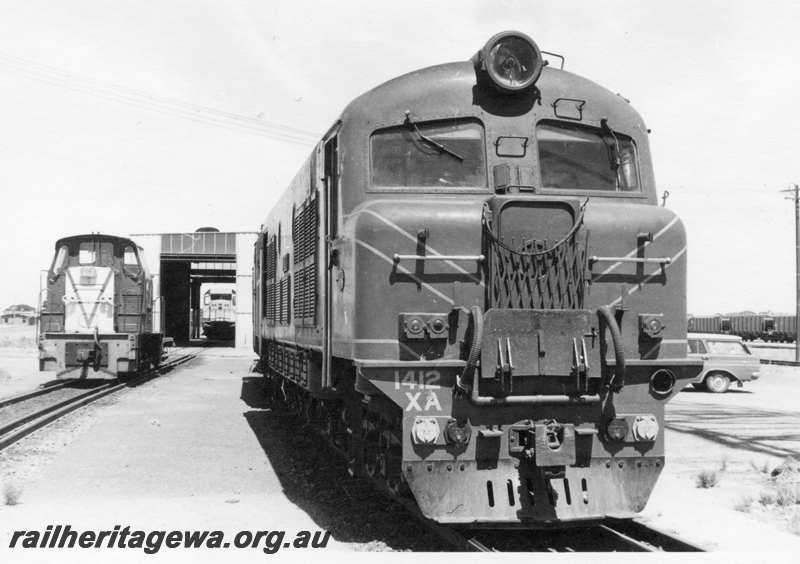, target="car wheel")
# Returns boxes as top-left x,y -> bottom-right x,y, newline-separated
704,372 -> 730,393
